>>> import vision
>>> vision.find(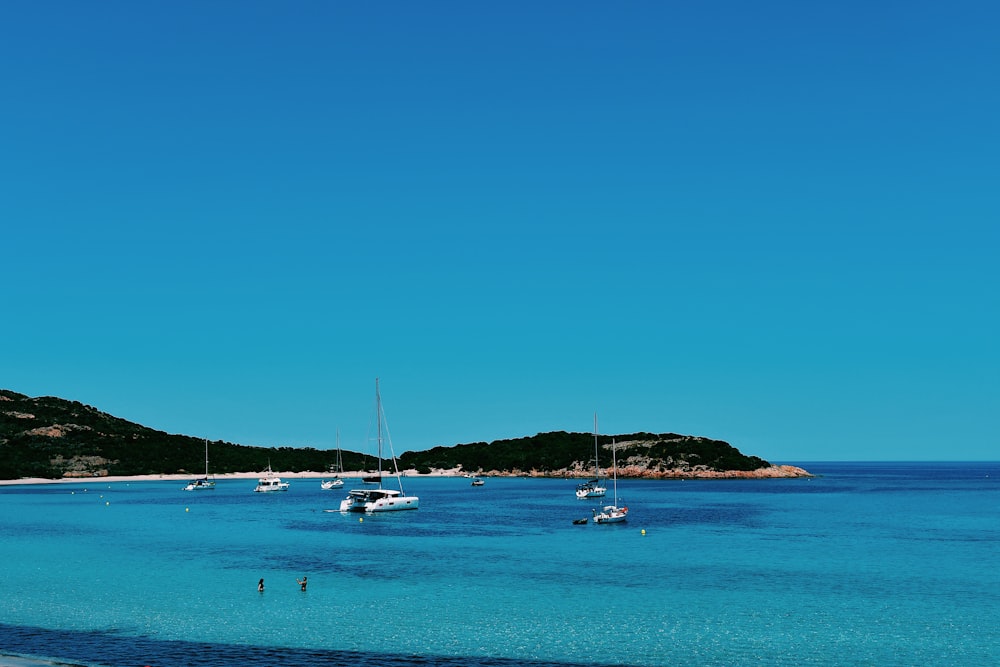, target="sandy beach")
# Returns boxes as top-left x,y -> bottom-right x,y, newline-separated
0,465 -> 811,486
0,469 -> 462,486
